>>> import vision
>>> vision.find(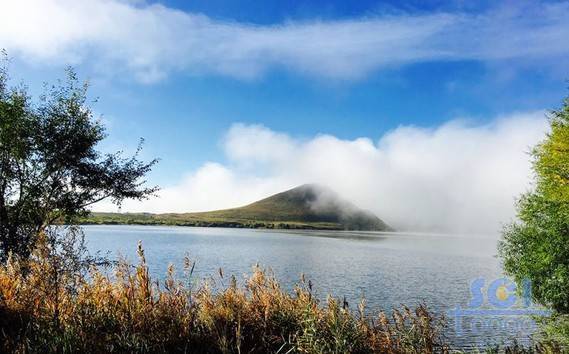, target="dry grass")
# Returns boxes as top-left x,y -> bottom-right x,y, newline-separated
0,234 -> 451,353
0,232 -> 561,353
